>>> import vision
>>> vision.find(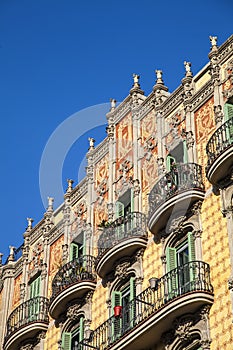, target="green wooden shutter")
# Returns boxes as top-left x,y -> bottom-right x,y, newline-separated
130,277 -> 136,327
29,276 -> 41,320
166,247 -> 177,300
62,332 -> 72,350
188,232 -> 196,289
116,201 -> 124,218
112,291 -> 122,341
224,103 -> 233,143
188,232 -> 195,262
166,155 -> 176,171
70,242 -> 79,261
225,103 -> 233,121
